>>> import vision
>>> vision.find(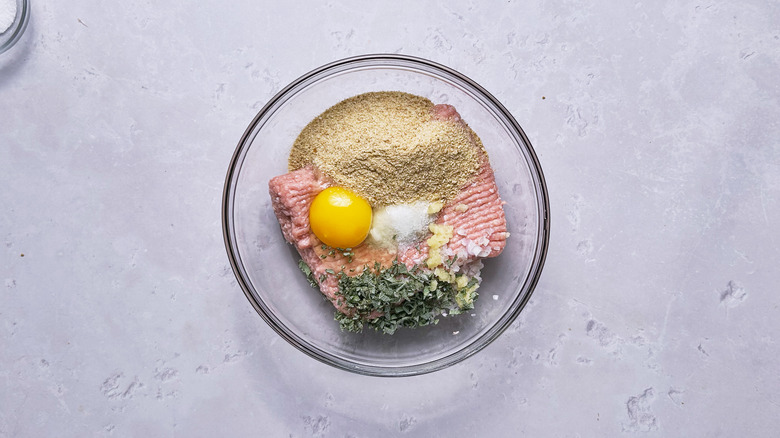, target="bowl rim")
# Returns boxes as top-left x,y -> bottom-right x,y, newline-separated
0,0 -> 30,55
222,53 -> 551,377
